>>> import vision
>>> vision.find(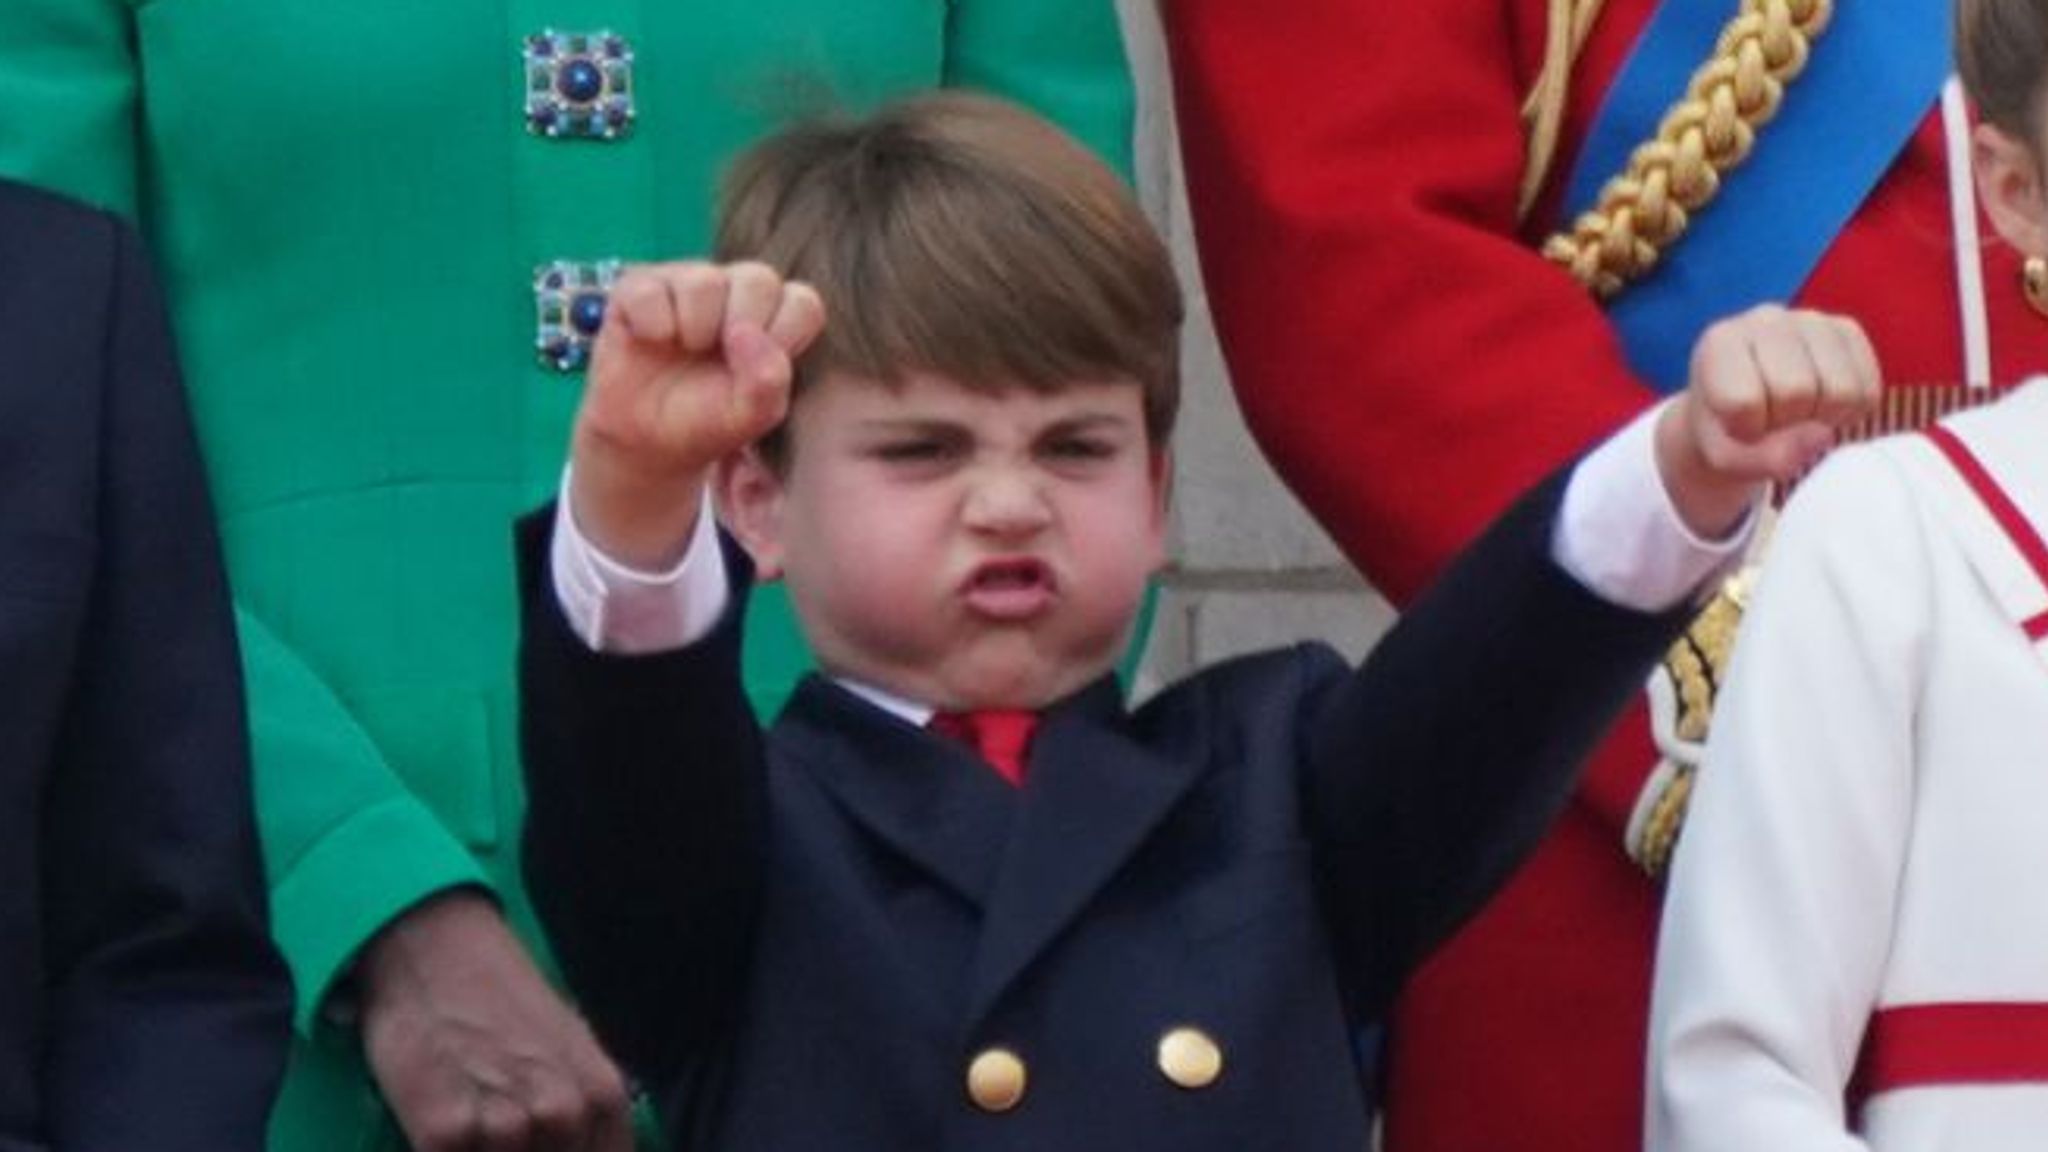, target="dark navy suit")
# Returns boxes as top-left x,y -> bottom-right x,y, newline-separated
0,180 -> 290,1152
519,467 -> 1683,1151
